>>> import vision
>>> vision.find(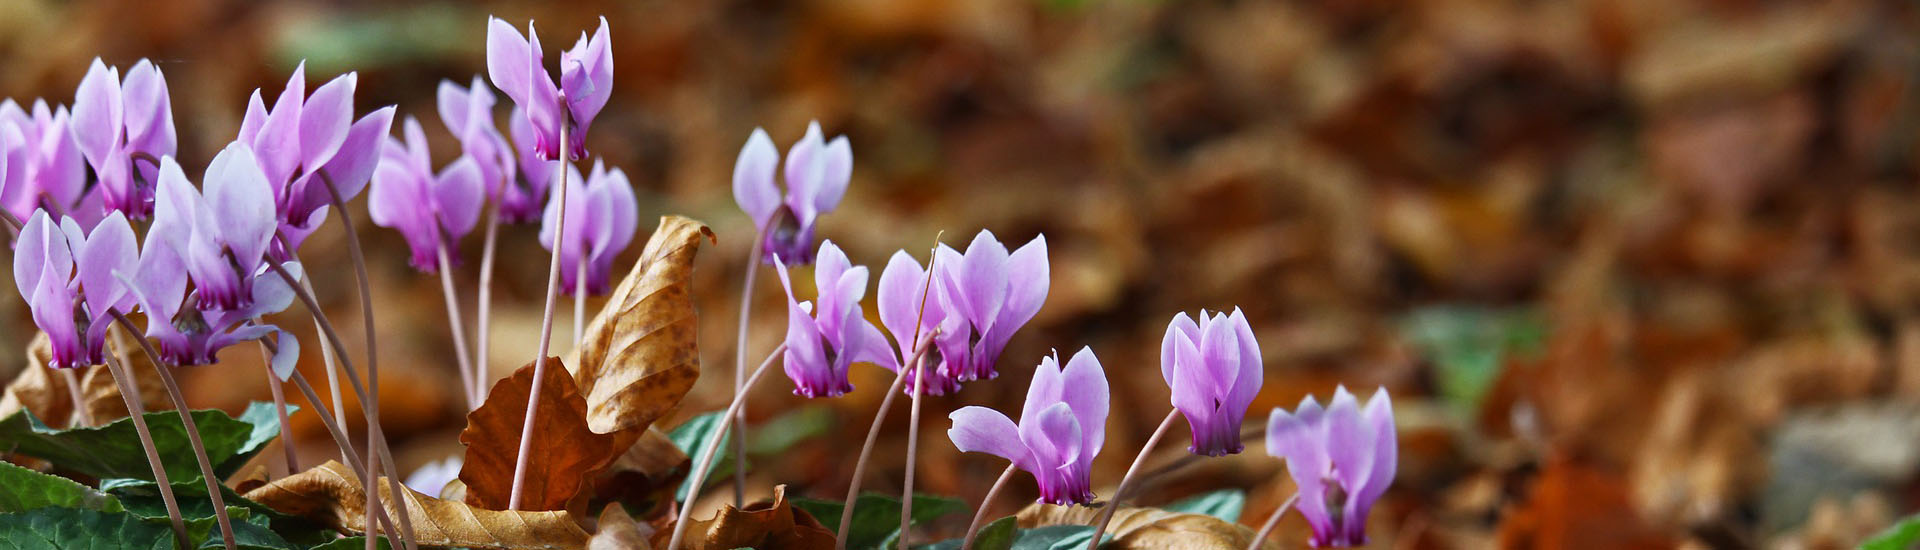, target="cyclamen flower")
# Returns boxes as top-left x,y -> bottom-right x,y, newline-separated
437,77 -> 517,208
368,116 -> 485,273
71,58 -> 176,219
933,230 -> 1048,382
876,249 -> 967,395
12,210 -> 137,367
731,123 -> 852,265
503,105 -> 557,222
538,159 -> 638,295
236,63 -> 394,259
1162,308 -> 1263,456
485,16 -> 613,161
1266,387 -> 1397,548
775,240 -> 893,398
948,347 -> 1109,505
0,99 -> 86,220
146,145 -> 278,311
